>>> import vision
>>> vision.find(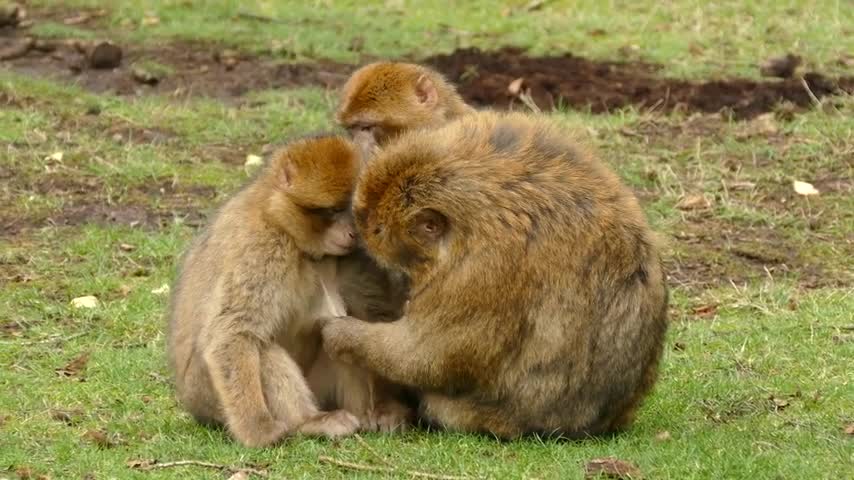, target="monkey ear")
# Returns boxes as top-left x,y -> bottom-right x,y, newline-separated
277,156 -> 295,189
413,208 -> 447,243
414,74 -> 438,108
